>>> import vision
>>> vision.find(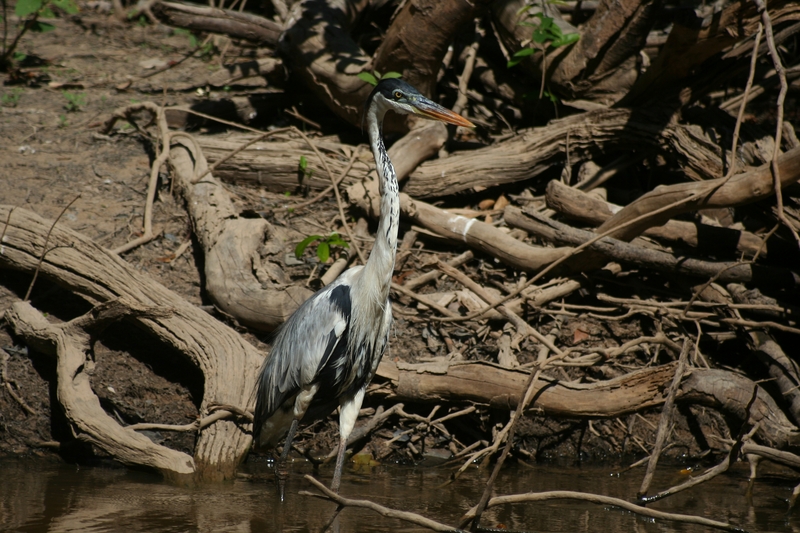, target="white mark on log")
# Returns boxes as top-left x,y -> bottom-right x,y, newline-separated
448,215 -> 475,242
